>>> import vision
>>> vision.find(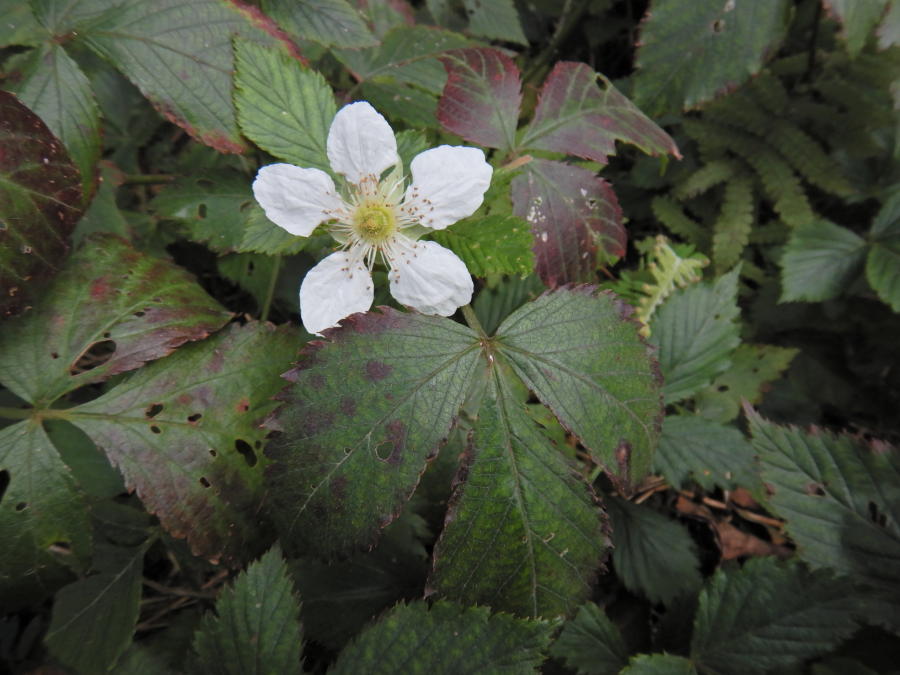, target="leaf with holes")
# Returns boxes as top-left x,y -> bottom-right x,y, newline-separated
0,90 -> 82,318
71,0 -> 299,153
265,310 -> 482,558
427,381 -> 609,617
234,38 -> 336,173
520,62 -> 679,164
0,421 -> 91,610
866,192 -> 900,312
7,43 -> 102,199
748,409 -> 900,594
0,235 -> 230,407
66,322 -> 297,565
632,0 -> 791,115
330,601 -> 553,675
511,158 -> 625,287
429,214 -> 535,278
437,47 -> 522,151
550,602 -> 630,675
494,287 -> 663,487
260,0 -> 377,48
193,546 -> 303,674
691,558 -> 860,674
